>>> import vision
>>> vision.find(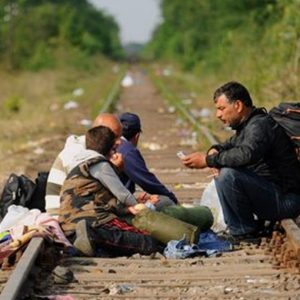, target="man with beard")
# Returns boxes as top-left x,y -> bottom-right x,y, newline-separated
180,81 -> 300,242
